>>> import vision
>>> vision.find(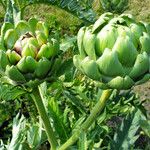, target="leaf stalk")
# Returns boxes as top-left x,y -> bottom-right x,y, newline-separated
58,89 -> 113,150
31,87 -> 58,150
